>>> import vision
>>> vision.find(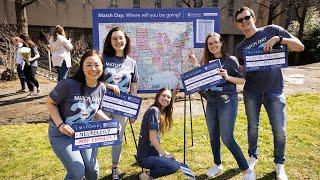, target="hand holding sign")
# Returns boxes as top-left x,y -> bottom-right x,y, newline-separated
181,59 -> 225,95
244,46 -> 288,72
102,91 -> 142,119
